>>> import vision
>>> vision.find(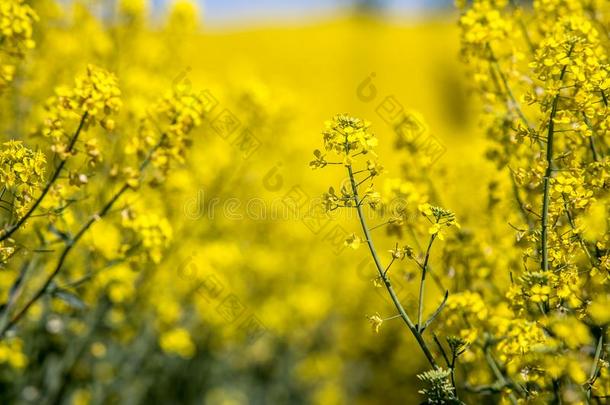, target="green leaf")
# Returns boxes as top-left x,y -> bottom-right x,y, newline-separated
51,288 -> 87,311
